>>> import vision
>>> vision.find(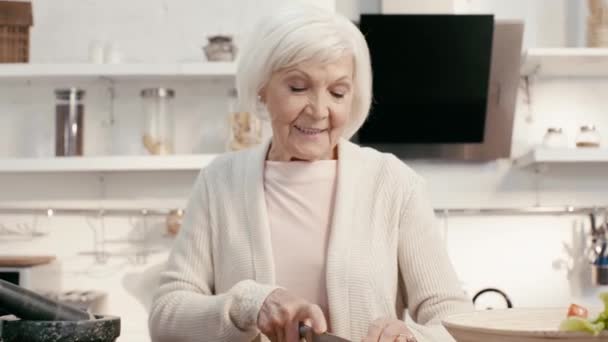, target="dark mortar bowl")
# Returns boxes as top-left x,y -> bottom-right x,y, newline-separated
0,315 -> 120,342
